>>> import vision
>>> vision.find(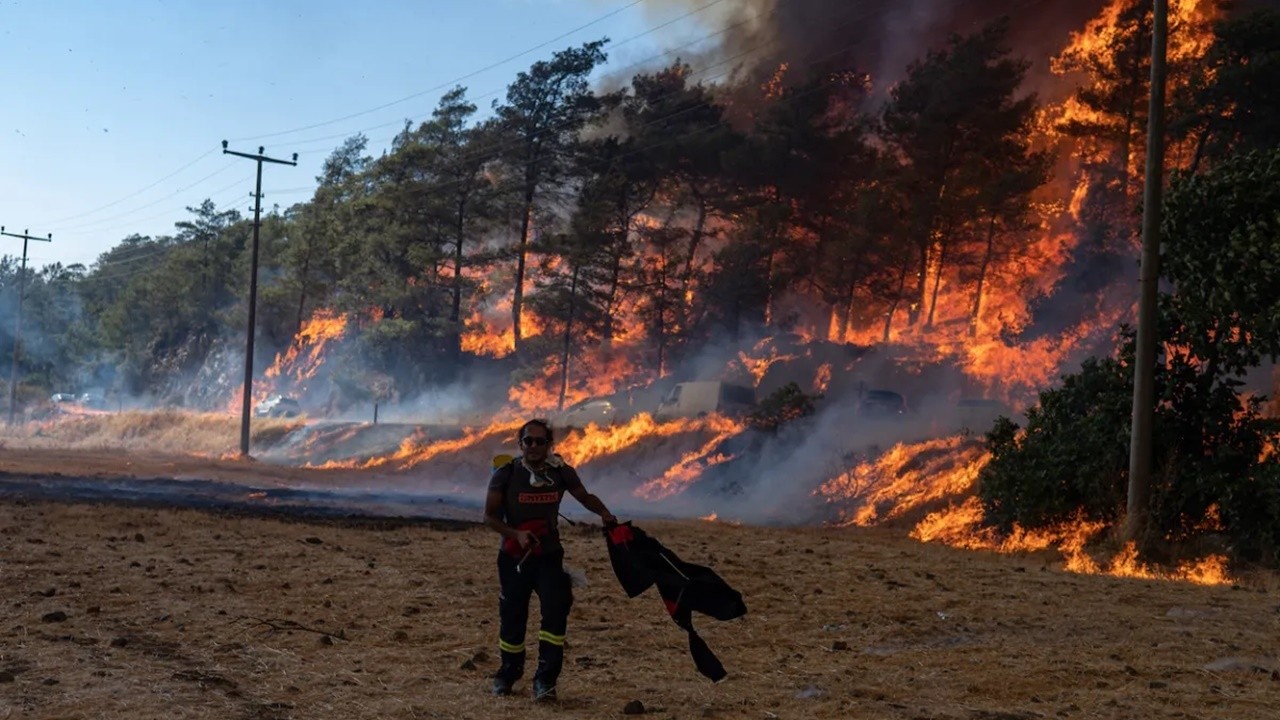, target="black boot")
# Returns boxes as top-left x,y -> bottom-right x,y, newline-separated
492,649 -> 525,696
531,640 -> 563,702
